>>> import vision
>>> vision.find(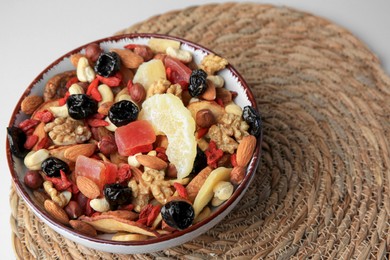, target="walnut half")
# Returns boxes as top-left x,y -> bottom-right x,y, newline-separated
44,117 -> 91,145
